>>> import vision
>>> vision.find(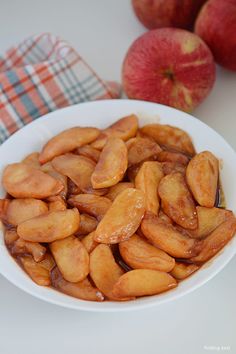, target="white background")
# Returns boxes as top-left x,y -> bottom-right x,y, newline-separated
0,1 -> 235,353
